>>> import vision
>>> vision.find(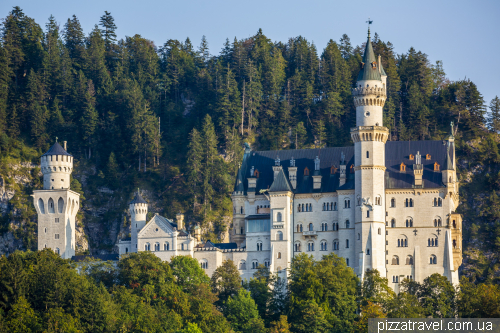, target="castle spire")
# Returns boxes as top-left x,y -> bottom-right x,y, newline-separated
357,27 -> 381,82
